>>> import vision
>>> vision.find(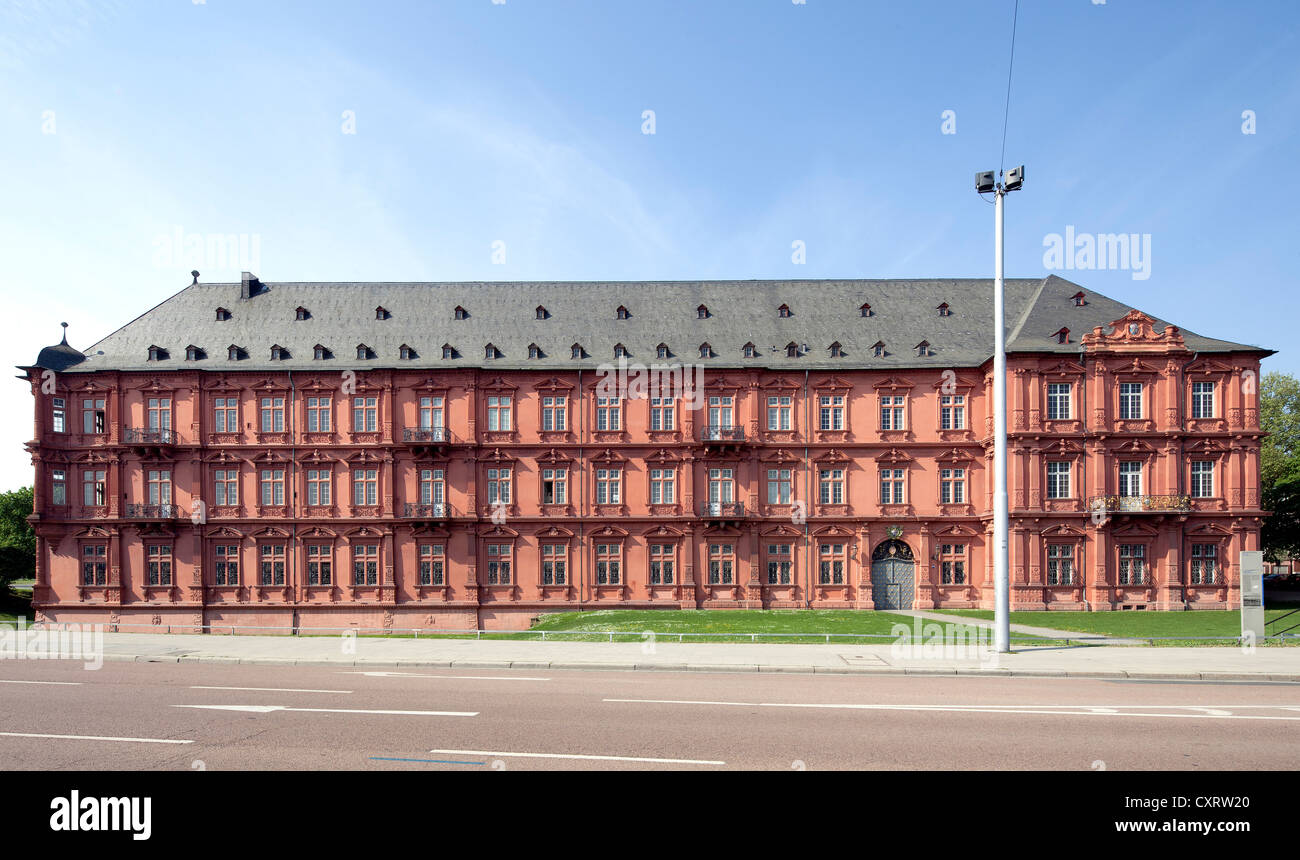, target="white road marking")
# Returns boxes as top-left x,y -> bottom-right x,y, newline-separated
190,685 -> 353,694
0,731 -> 192,745
603,699 -> 1300,721
0,679 -> 82,686
174,704 -> 476,717
345,671 -> 550,682
429,748 -> 725,765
